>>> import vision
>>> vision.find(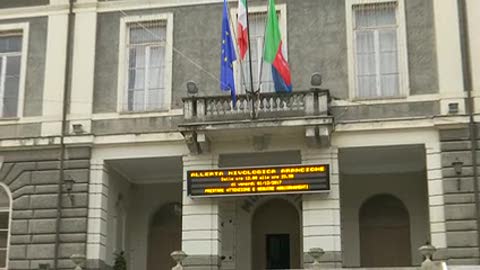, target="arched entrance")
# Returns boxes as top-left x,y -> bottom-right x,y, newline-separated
360,194 -> 411,267
147,202 -> 182,270
252,199 -> 300,270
